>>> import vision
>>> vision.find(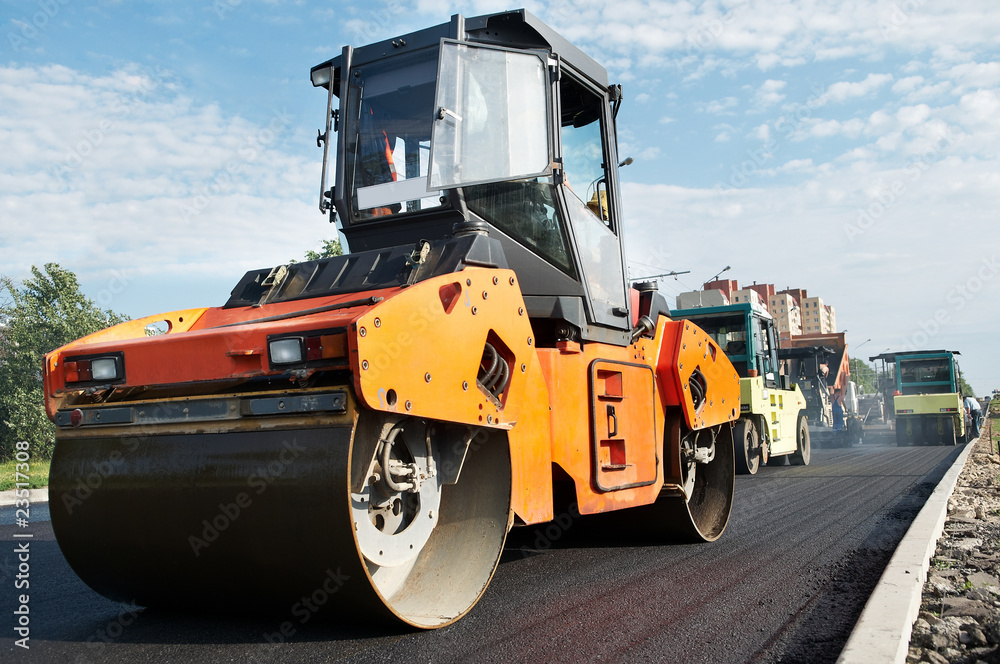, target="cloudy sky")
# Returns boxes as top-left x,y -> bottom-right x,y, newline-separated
1,0 -> 998,394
